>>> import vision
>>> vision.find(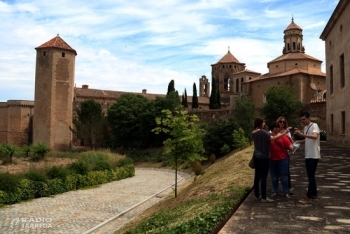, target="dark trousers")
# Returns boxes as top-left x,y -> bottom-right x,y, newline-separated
288,156 -> 292,189
254,157 -> 270,199
305,158 -> 319,198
